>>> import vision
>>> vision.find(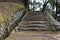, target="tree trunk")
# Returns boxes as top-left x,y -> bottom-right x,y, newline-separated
56,0 -> 58,19
42,0 -> 49,11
